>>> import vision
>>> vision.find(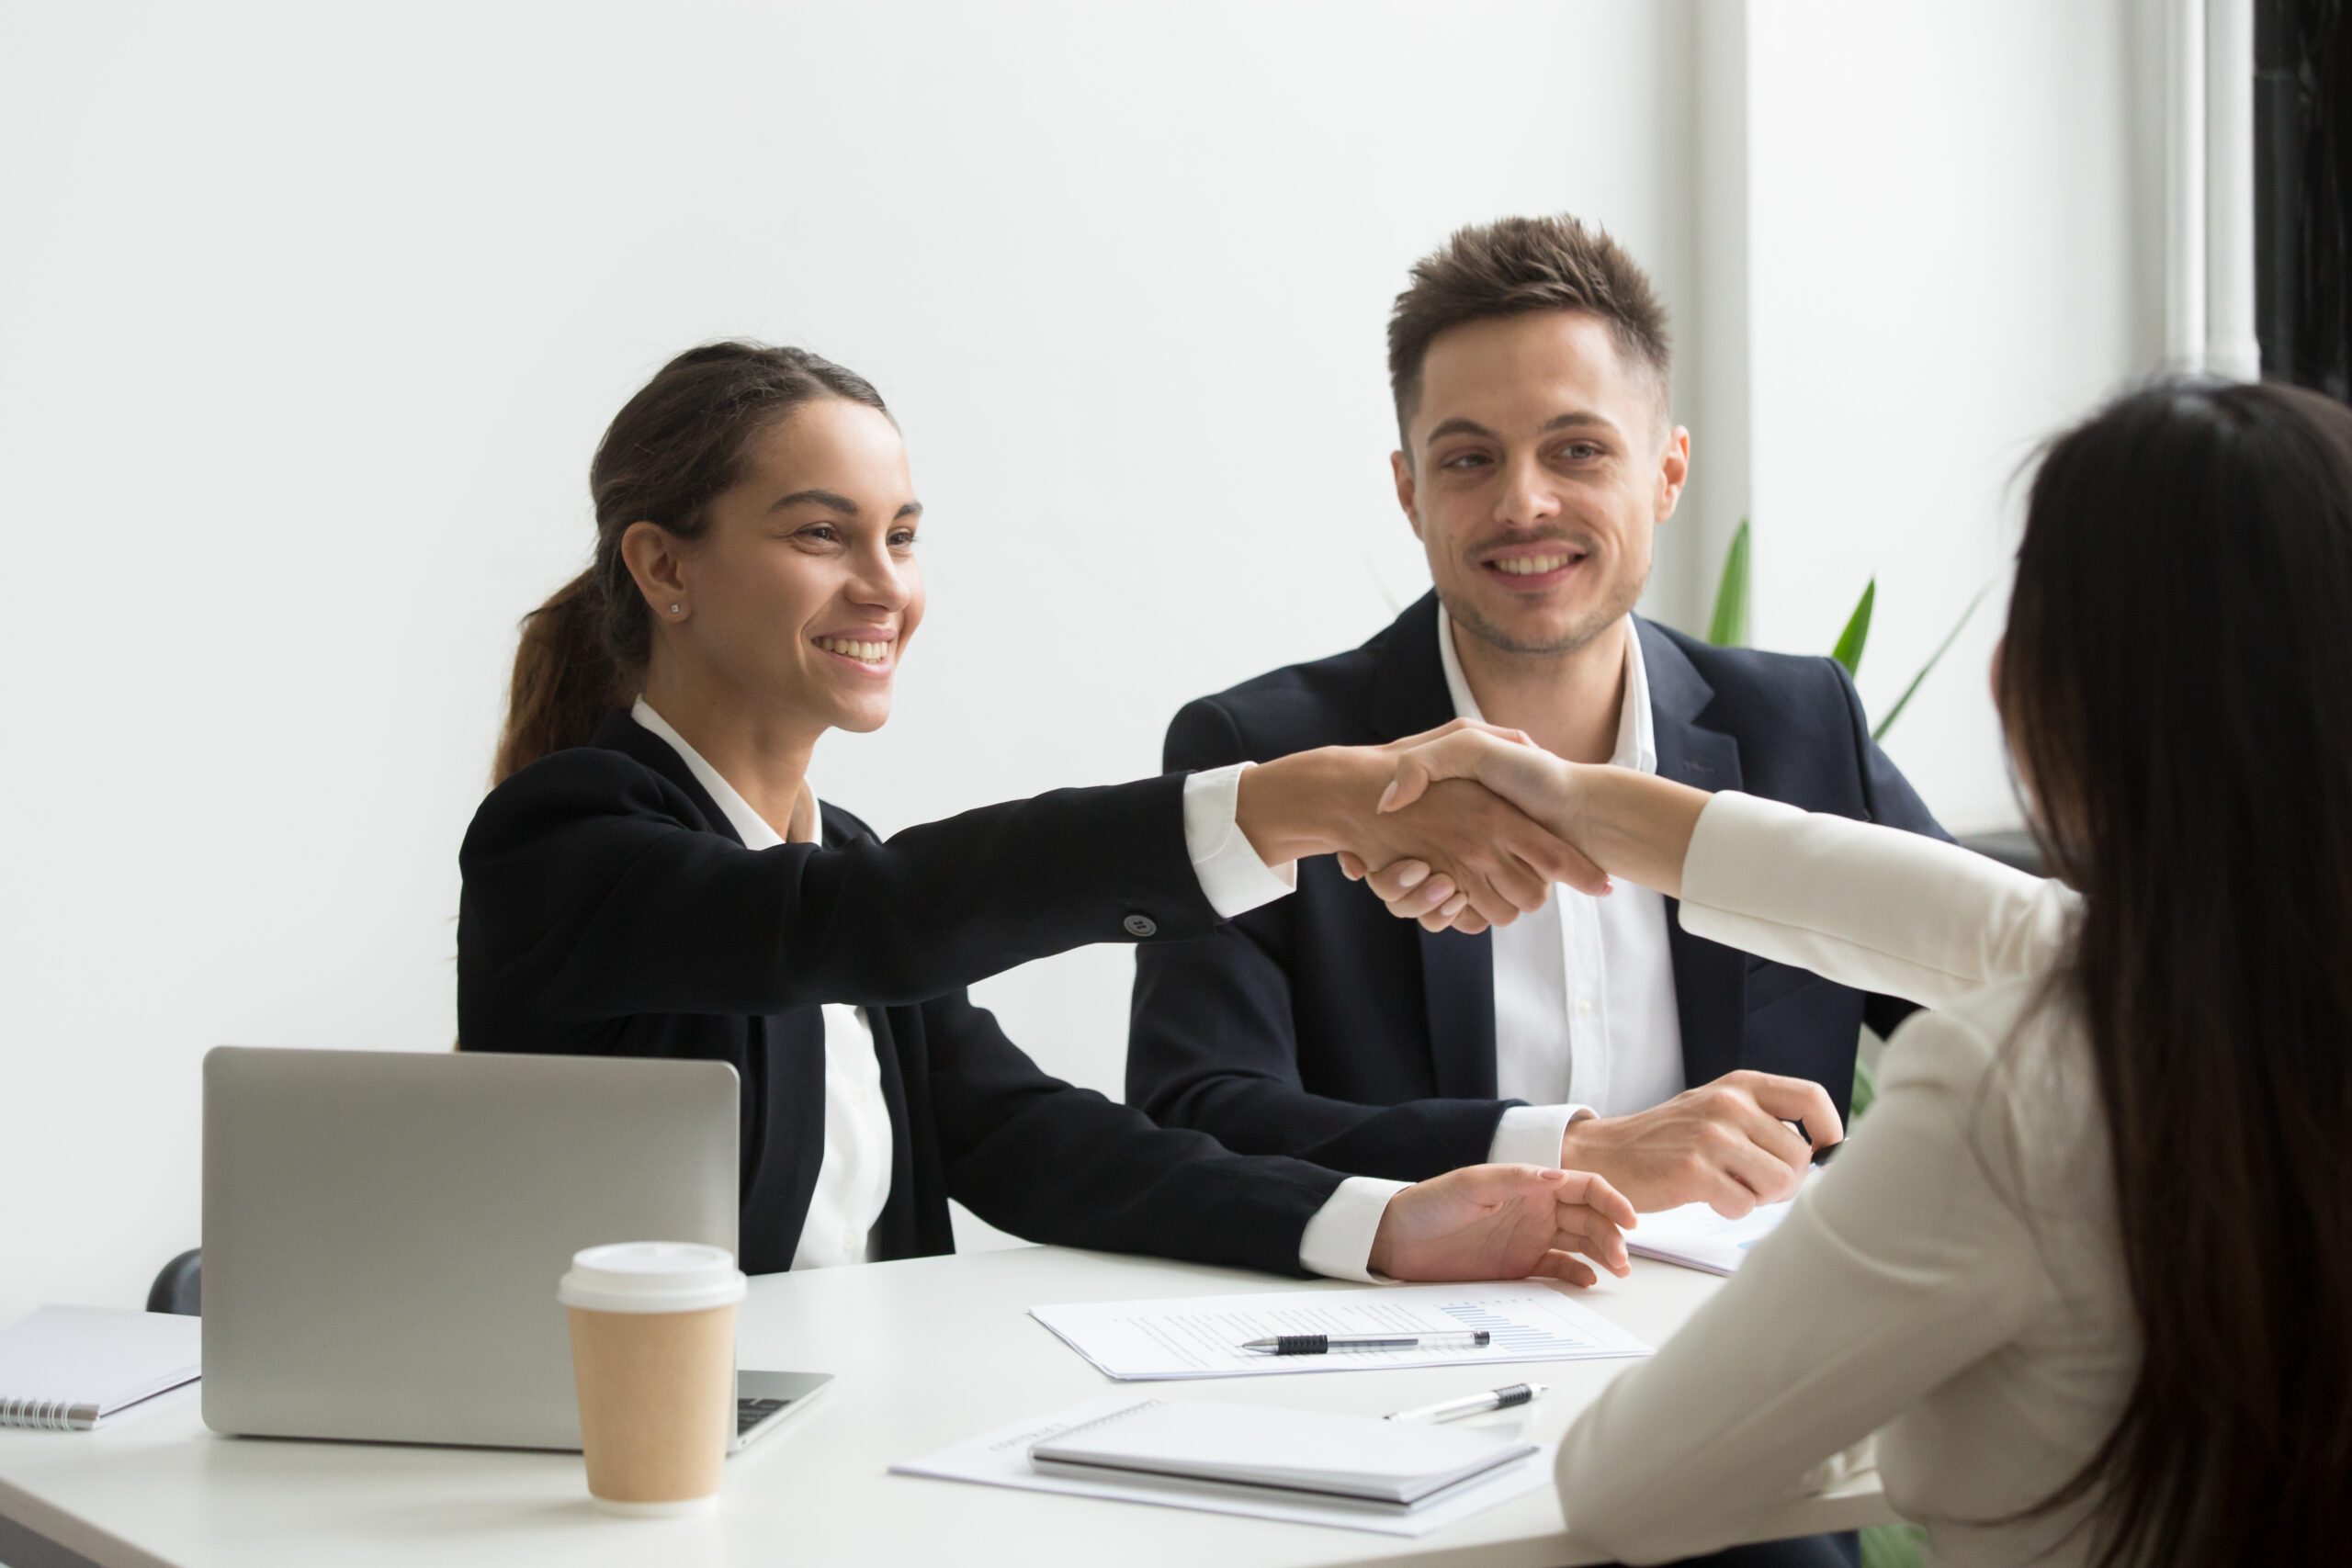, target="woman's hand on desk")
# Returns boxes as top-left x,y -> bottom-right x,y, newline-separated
1368,1165 -> 1635,1287
1237,723 -> 1606,929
